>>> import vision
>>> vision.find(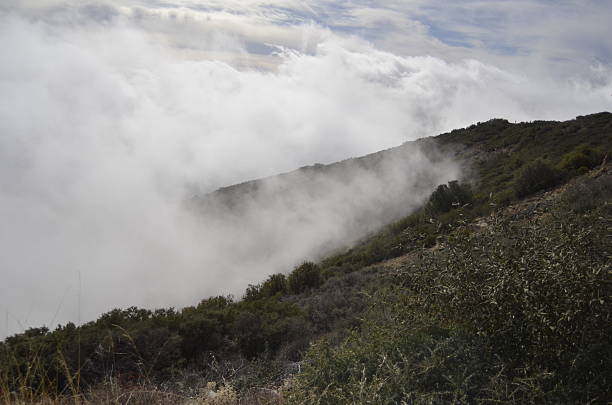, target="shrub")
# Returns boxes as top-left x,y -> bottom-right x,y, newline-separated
425,180 -> 473,215
179,316 -> 223,359
491,188 -> 514,206
243,284 -> 262,302
288,177 -> 611,404
233,312 -> 267,359
287,262 -> 322,294
244,274 -> 287,301
513,160 -> 559,197
557,144 -> 604,172
285,326 -> 570,405
197,296 -> 233,311
231,352 -> 285,393
196,382 -> 238,405
260,274 -> 287,298
560,175 -> 612,214
394,191 -> 611,402
232,298 -> 303,359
